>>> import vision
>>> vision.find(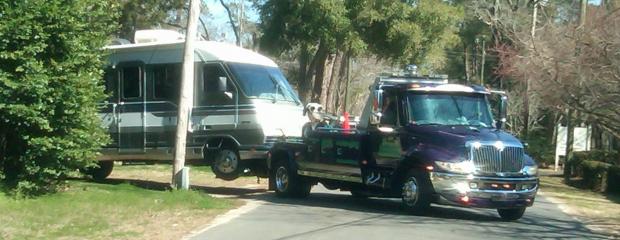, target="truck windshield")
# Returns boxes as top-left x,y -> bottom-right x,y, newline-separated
228,62 -> 300,104
406,92 -> 494,128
